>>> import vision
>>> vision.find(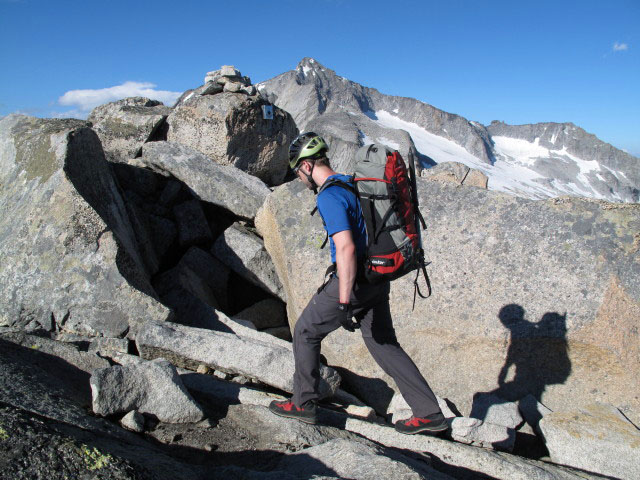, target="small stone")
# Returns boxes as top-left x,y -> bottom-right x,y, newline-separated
220,65 -> 240,77
345,404 -> 377,420
120,410 -> 145,433
223,82 -> 242,93
213,370 -> 231,380
241,85 -> 256,96
201,82 -> 223,95
231,375 -> 251,385
196,364 -> 210,374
